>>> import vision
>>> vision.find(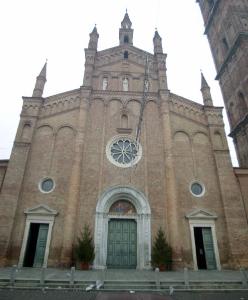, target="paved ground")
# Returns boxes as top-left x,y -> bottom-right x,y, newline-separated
0,290 -> 248,300
173,291 -> 248,300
